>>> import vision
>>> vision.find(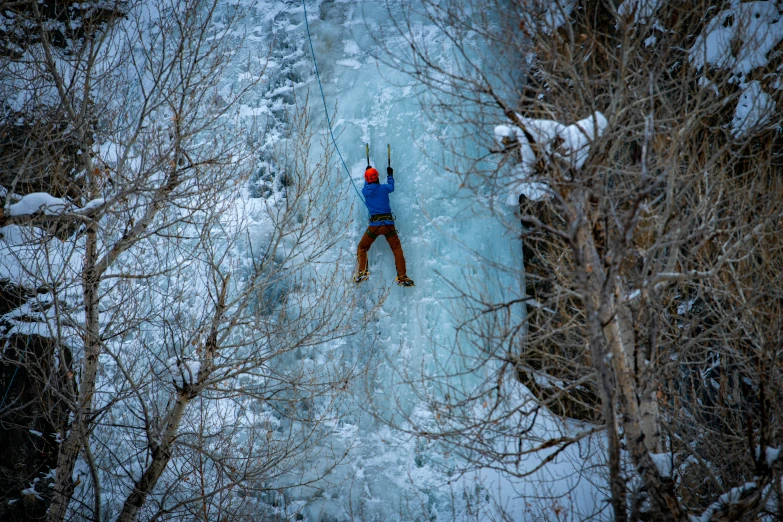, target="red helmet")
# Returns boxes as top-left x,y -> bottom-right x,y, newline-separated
364,167 -> 379,183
